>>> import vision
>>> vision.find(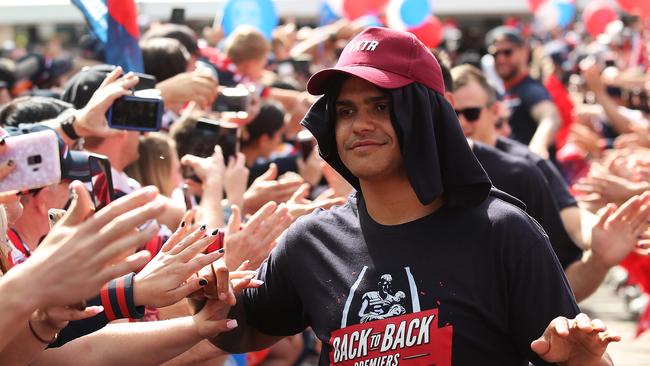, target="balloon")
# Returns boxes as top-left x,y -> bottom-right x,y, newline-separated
408,15 -> 442,48
535,1 -> 561,32
355,14 -> 384,28
343,0 -> 389,20
320,1 -> 341,25
325,0 -> 345,16
534,0 -> 575,31
616,0 -> 650,19
386,0 -> 431,30
582,0 -> 618,38
555,0 -> 575,28
528,0 -> 545,12
221,0 -> 278,39
400,0 -> 431,27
